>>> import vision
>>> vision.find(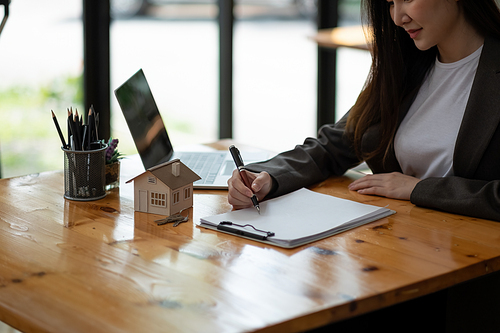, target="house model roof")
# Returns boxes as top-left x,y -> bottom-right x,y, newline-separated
126,159 -> 201,189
